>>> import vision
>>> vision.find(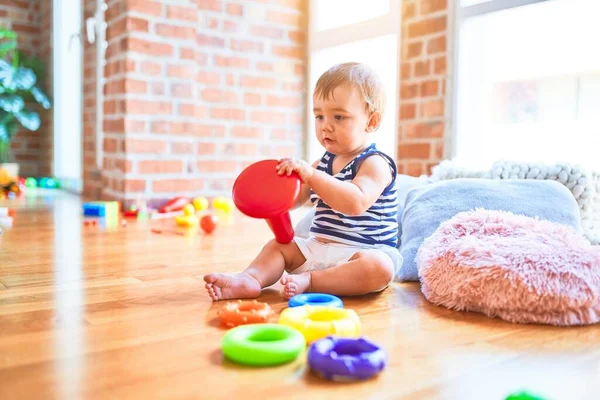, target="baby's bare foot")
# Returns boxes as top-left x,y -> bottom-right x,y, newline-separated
203,272 -> 261,301
280,273 -> 311,299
